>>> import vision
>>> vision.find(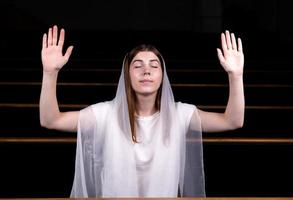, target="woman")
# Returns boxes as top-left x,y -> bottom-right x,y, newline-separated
40,25 -> 244,197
